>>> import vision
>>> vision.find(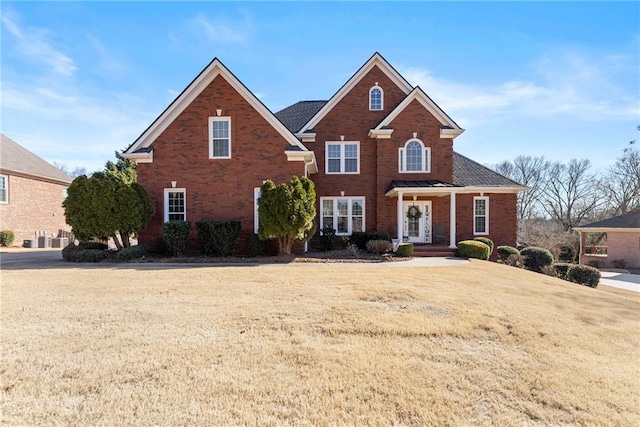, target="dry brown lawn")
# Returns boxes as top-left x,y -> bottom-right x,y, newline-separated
1,260 -> 639,426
